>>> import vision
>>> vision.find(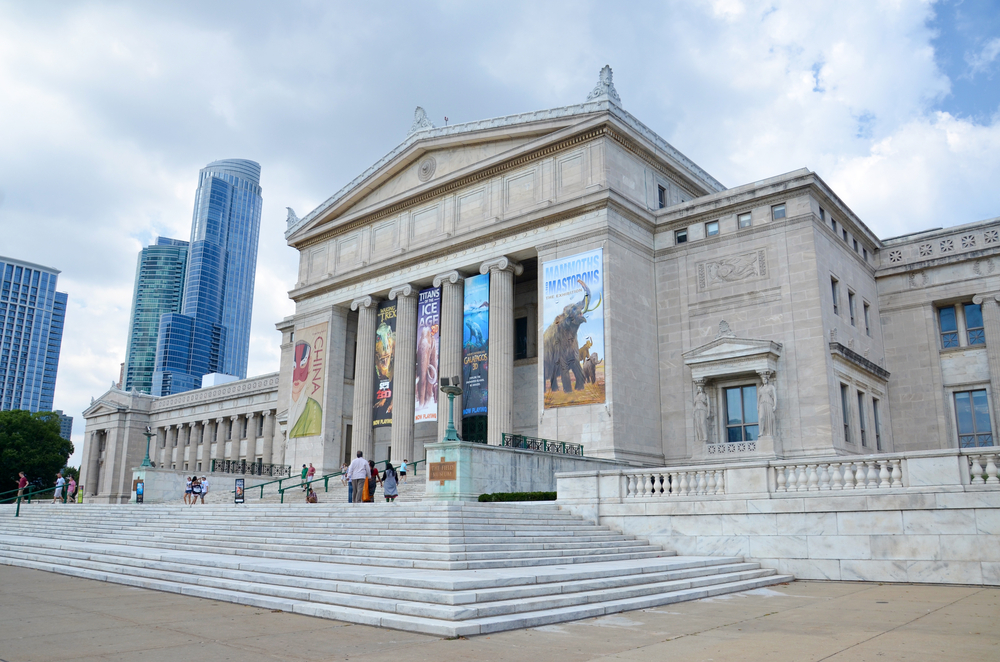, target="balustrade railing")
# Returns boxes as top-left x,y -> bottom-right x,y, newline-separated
624,468 -> 726,497
772,459 -> 903,492
501,433 -> 583,456
211,459 -> 291,477
966,450 -> 1000,485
